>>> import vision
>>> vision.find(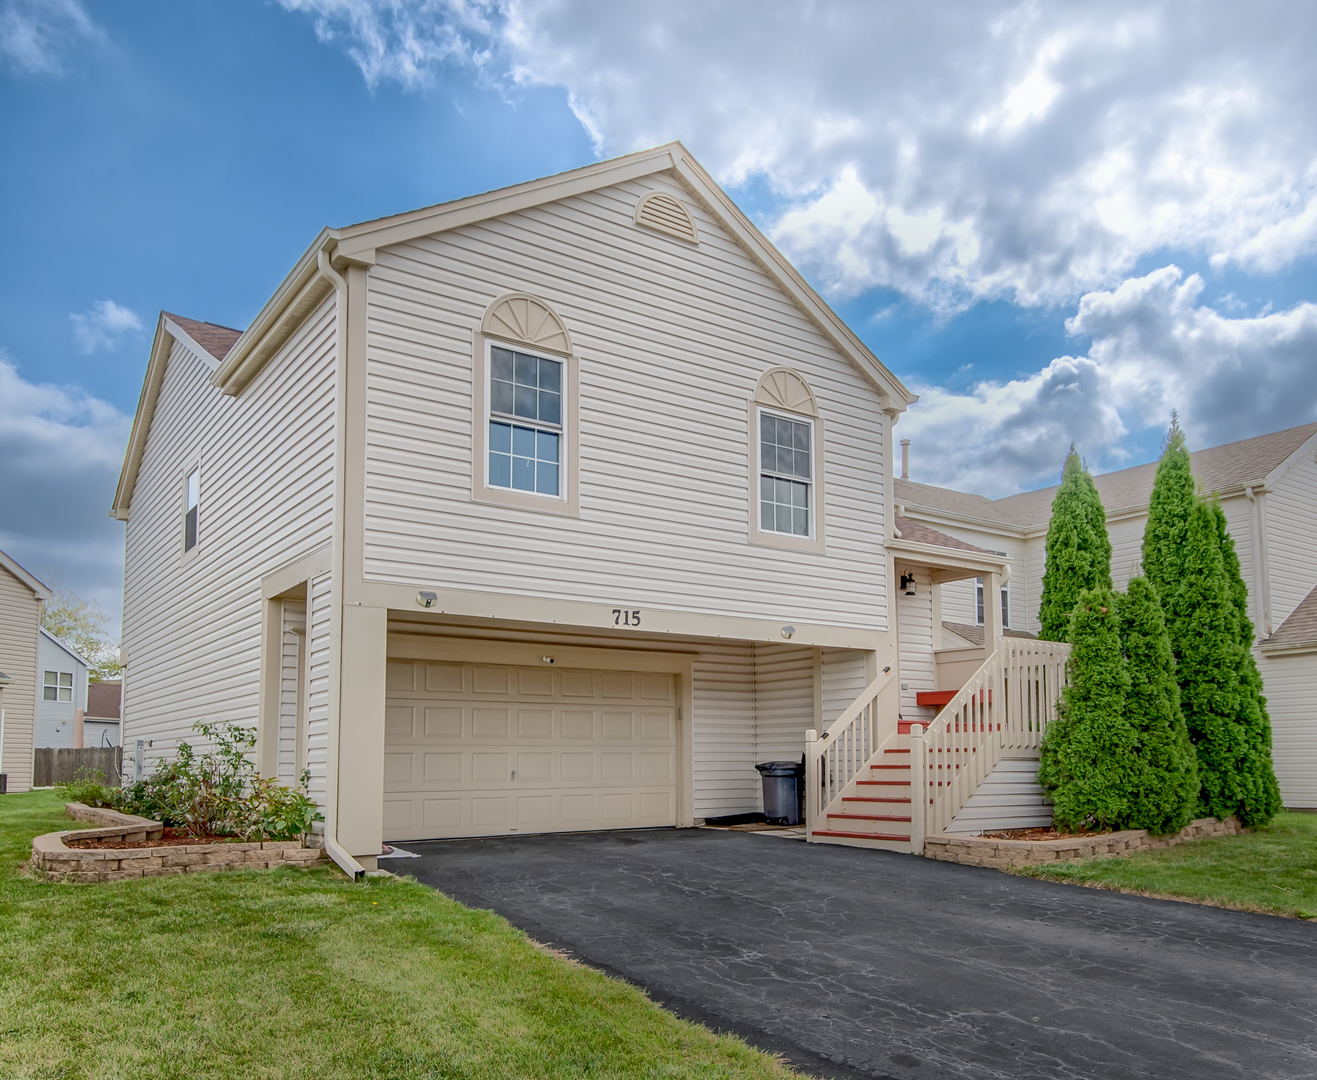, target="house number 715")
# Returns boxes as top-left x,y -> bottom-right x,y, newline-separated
613,608 -> 642,627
